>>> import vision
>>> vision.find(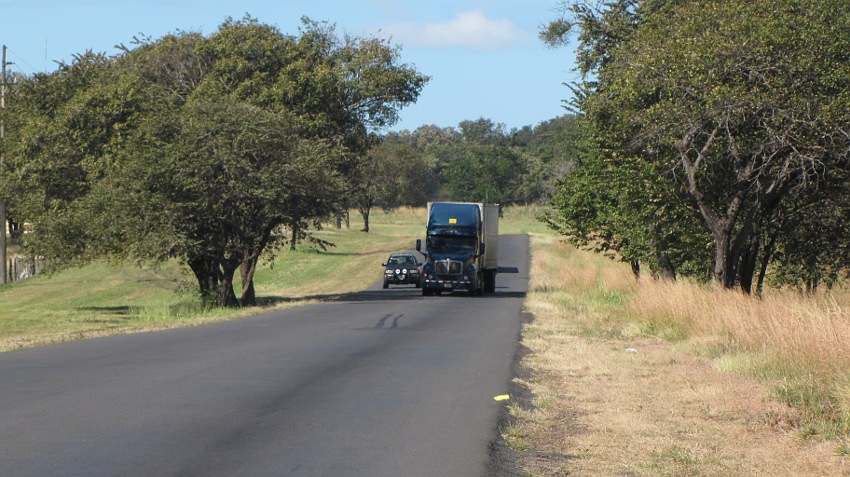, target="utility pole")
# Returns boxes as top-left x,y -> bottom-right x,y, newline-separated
1,45 -> 9,284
